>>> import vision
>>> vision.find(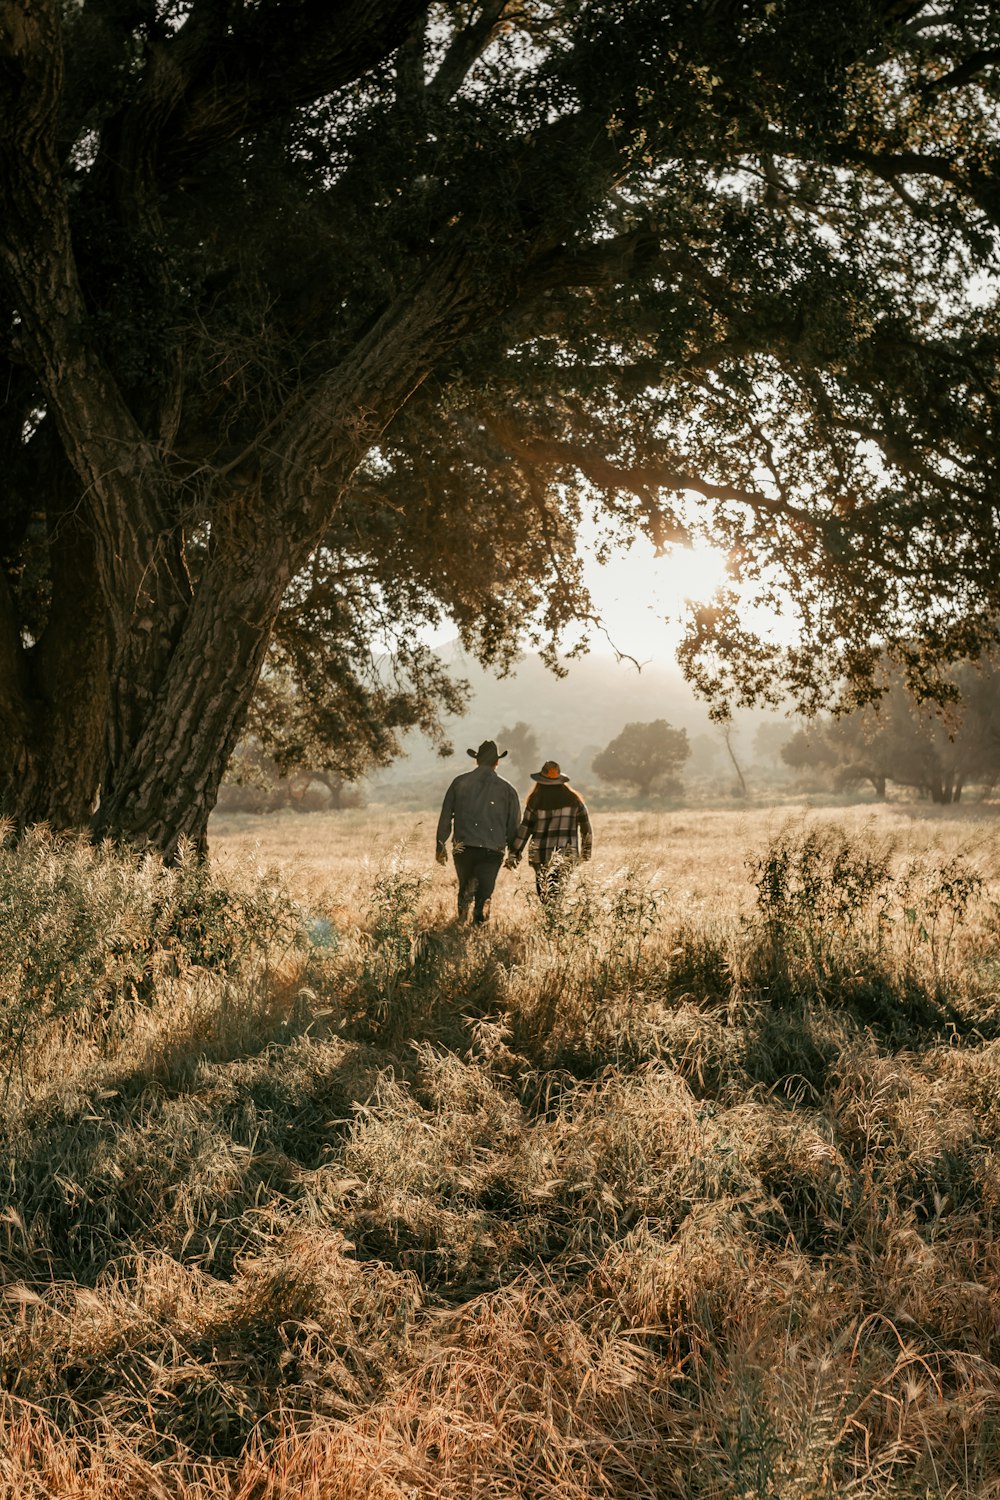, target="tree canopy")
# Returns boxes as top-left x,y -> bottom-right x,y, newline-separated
592,719 -> 691,796
782,657 -> 1000,802
2,0 -> 999,851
